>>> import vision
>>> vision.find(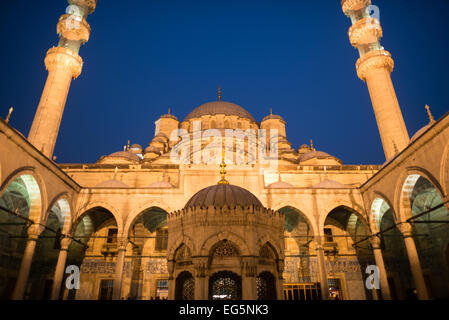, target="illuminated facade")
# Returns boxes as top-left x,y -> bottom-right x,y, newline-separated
0,0 -> 448,300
